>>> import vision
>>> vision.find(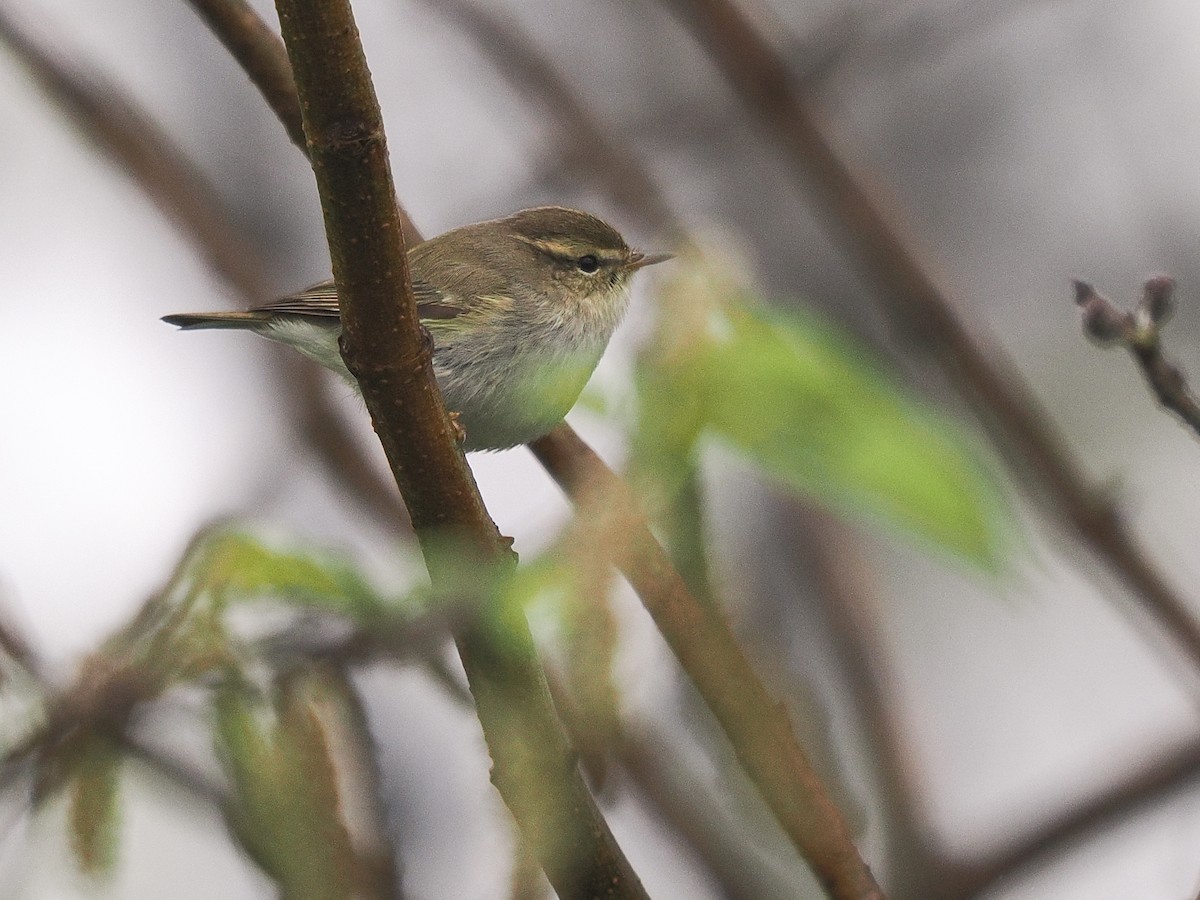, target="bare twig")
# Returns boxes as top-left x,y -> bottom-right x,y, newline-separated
798,512 -> 1200,900
531,424 -> 883,899
544,659 -> 807,900
272,2 -> 648,897
659,0 -> 1200,675
1074,277 -> 1200,440
259,601 -> 469,674
118,732 -> 229,809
